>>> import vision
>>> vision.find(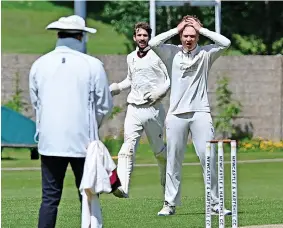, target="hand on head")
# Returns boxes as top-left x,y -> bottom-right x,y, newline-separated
177,15 -> 203,33
185,16 -> 203,32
